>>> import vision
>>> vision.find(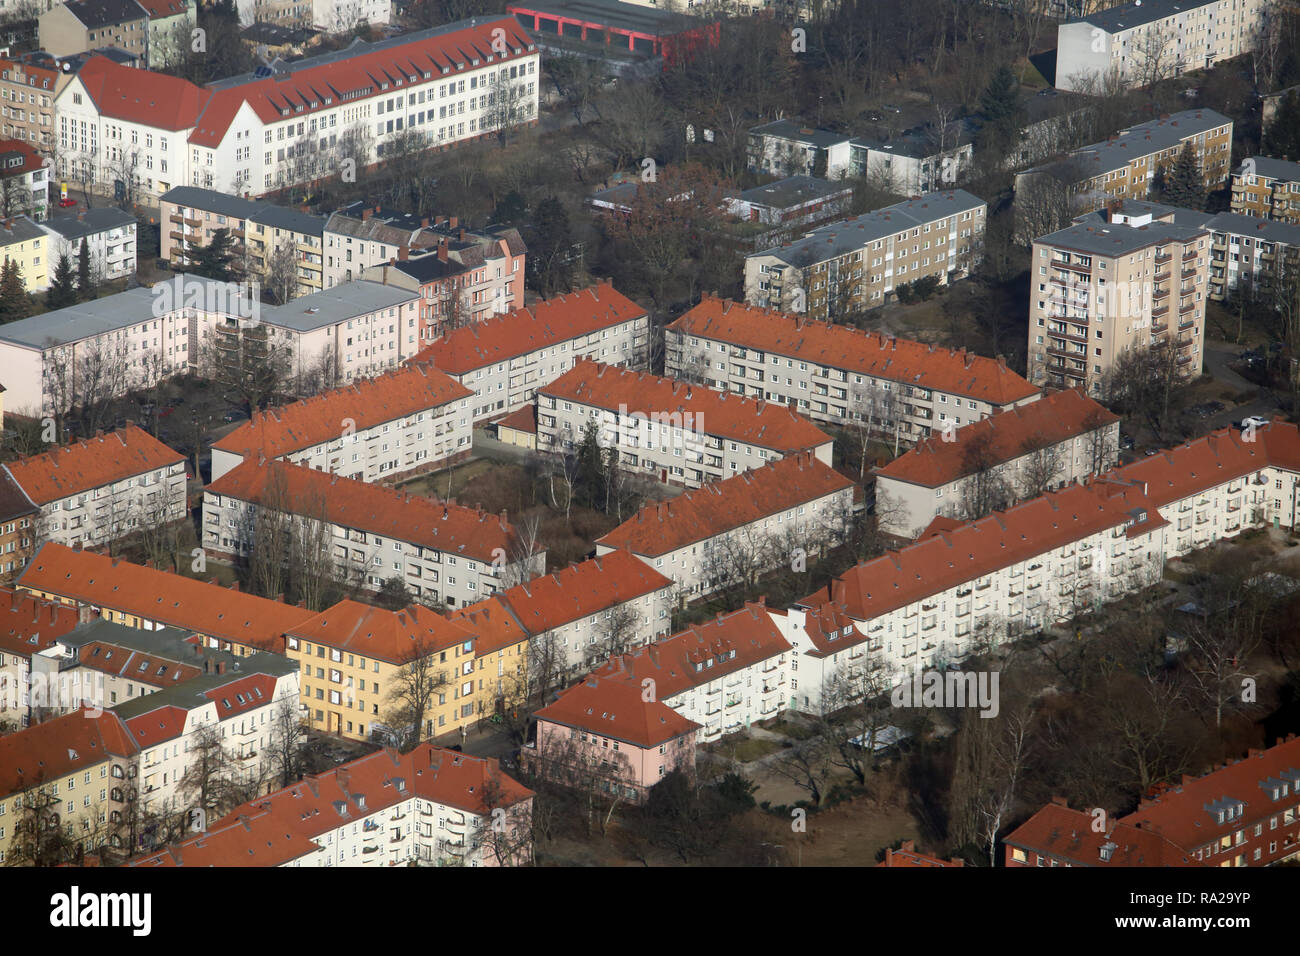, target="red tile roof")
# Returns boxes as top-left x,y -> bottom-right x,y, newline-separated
134,0 -> 186,17
211,362 -> 471,463
0,706 -> 137,799
449,595 -> 529,657
410,282 -> 647,374
206,673 -> 279,719
74,55 -> 211,131
0,139 -> 47,178
4,425 -> 183,505
495,403 -> 536,435
877,840 -> 964,867
17,543 -> 317,654
535,673 -> 700,748
586,600 -> 793,700
875,389 -> 1119,488
668,296 -> 1041,406
206,458 -> 533,566
466,549 -> 672,638
596,451 -> 853,557
188,18 -> 535,149
541,360 -> 833,452
287,599 -> 477,663
1120,735 -> 1300,856
128,744 -> 532,867
74,640 -> 202,685
0,586 -> 80,660
1003,800 -> 1200,867
124,705 -> 189,750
